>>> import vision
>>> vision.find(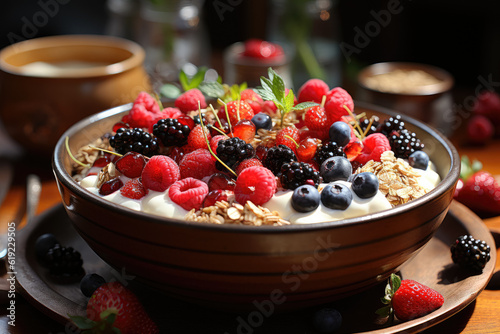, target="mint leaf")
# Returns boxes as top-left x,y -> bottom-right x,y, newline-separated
284,89 -> 295,112
188,66 -> 207,89
270,68 -> 285,102
179,70 -> 189,91
160,83 -> 182,99
199,81 -> 225,98
292,101 -> 318,111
